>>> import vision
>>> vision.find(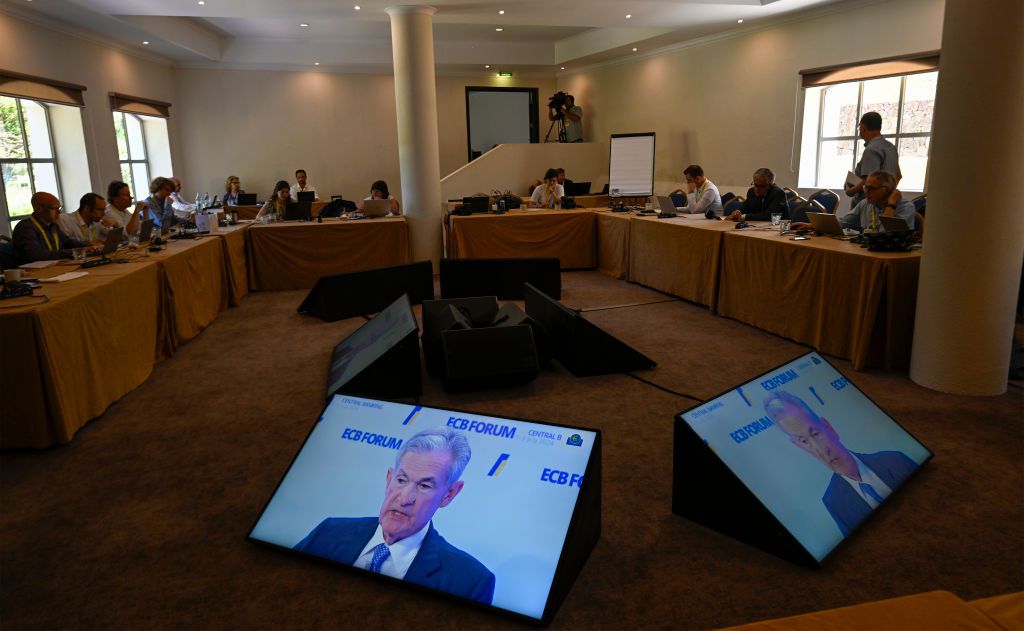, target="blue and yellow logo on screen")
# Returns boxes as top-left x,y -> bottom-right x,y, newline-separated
488,453 -> 511,477
401,406 -> 423,426
566,434 -> 583,447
